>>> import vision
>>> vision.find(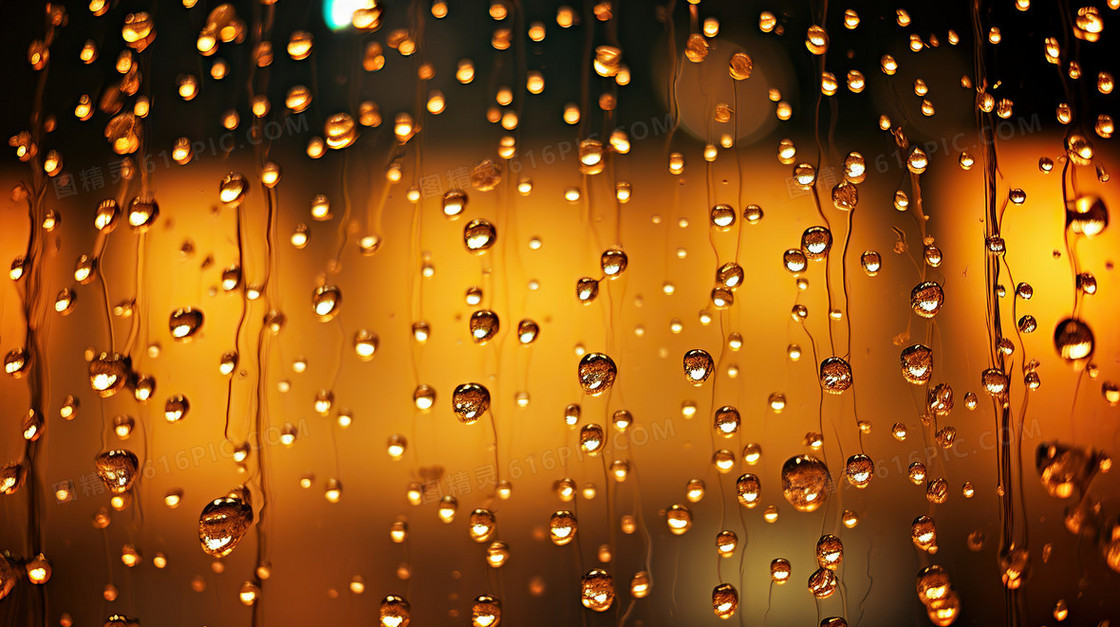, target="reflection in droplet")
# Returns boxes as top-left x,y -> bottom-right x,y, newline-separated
845,454 -> 874,488
580,424 -> 605,455
576,277 -> 599,303
94,450 -> 139,494
470,595 -> 501,627
379,595 -> 411,627
819,357 -> 853,393
89,353 -> 130,397
219,172 -> 248,206
601,249 -> 628,277
464,219 -> 497,253
169,307 -> 204,340
683,349 -> 714,385
781,455 -> 831,512
900,344 -> 933,384
712,583 -> 738,618
1036,441 -> 1101,499
469,310 -> 500,343
801,226 -> 832,260
452,383 -> 490,424
1053,318 -> 1094,362
770,558 -> 791,583
736,474 -> 761,508
549,510 -> 577,545
911,282 -> 944,318
666,504 -> 693,535
578,353 -> 617,396
312,285 -> 342,321
198,487 -> 253,558
580,569 -> 614,611
715,530 -> 738,558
